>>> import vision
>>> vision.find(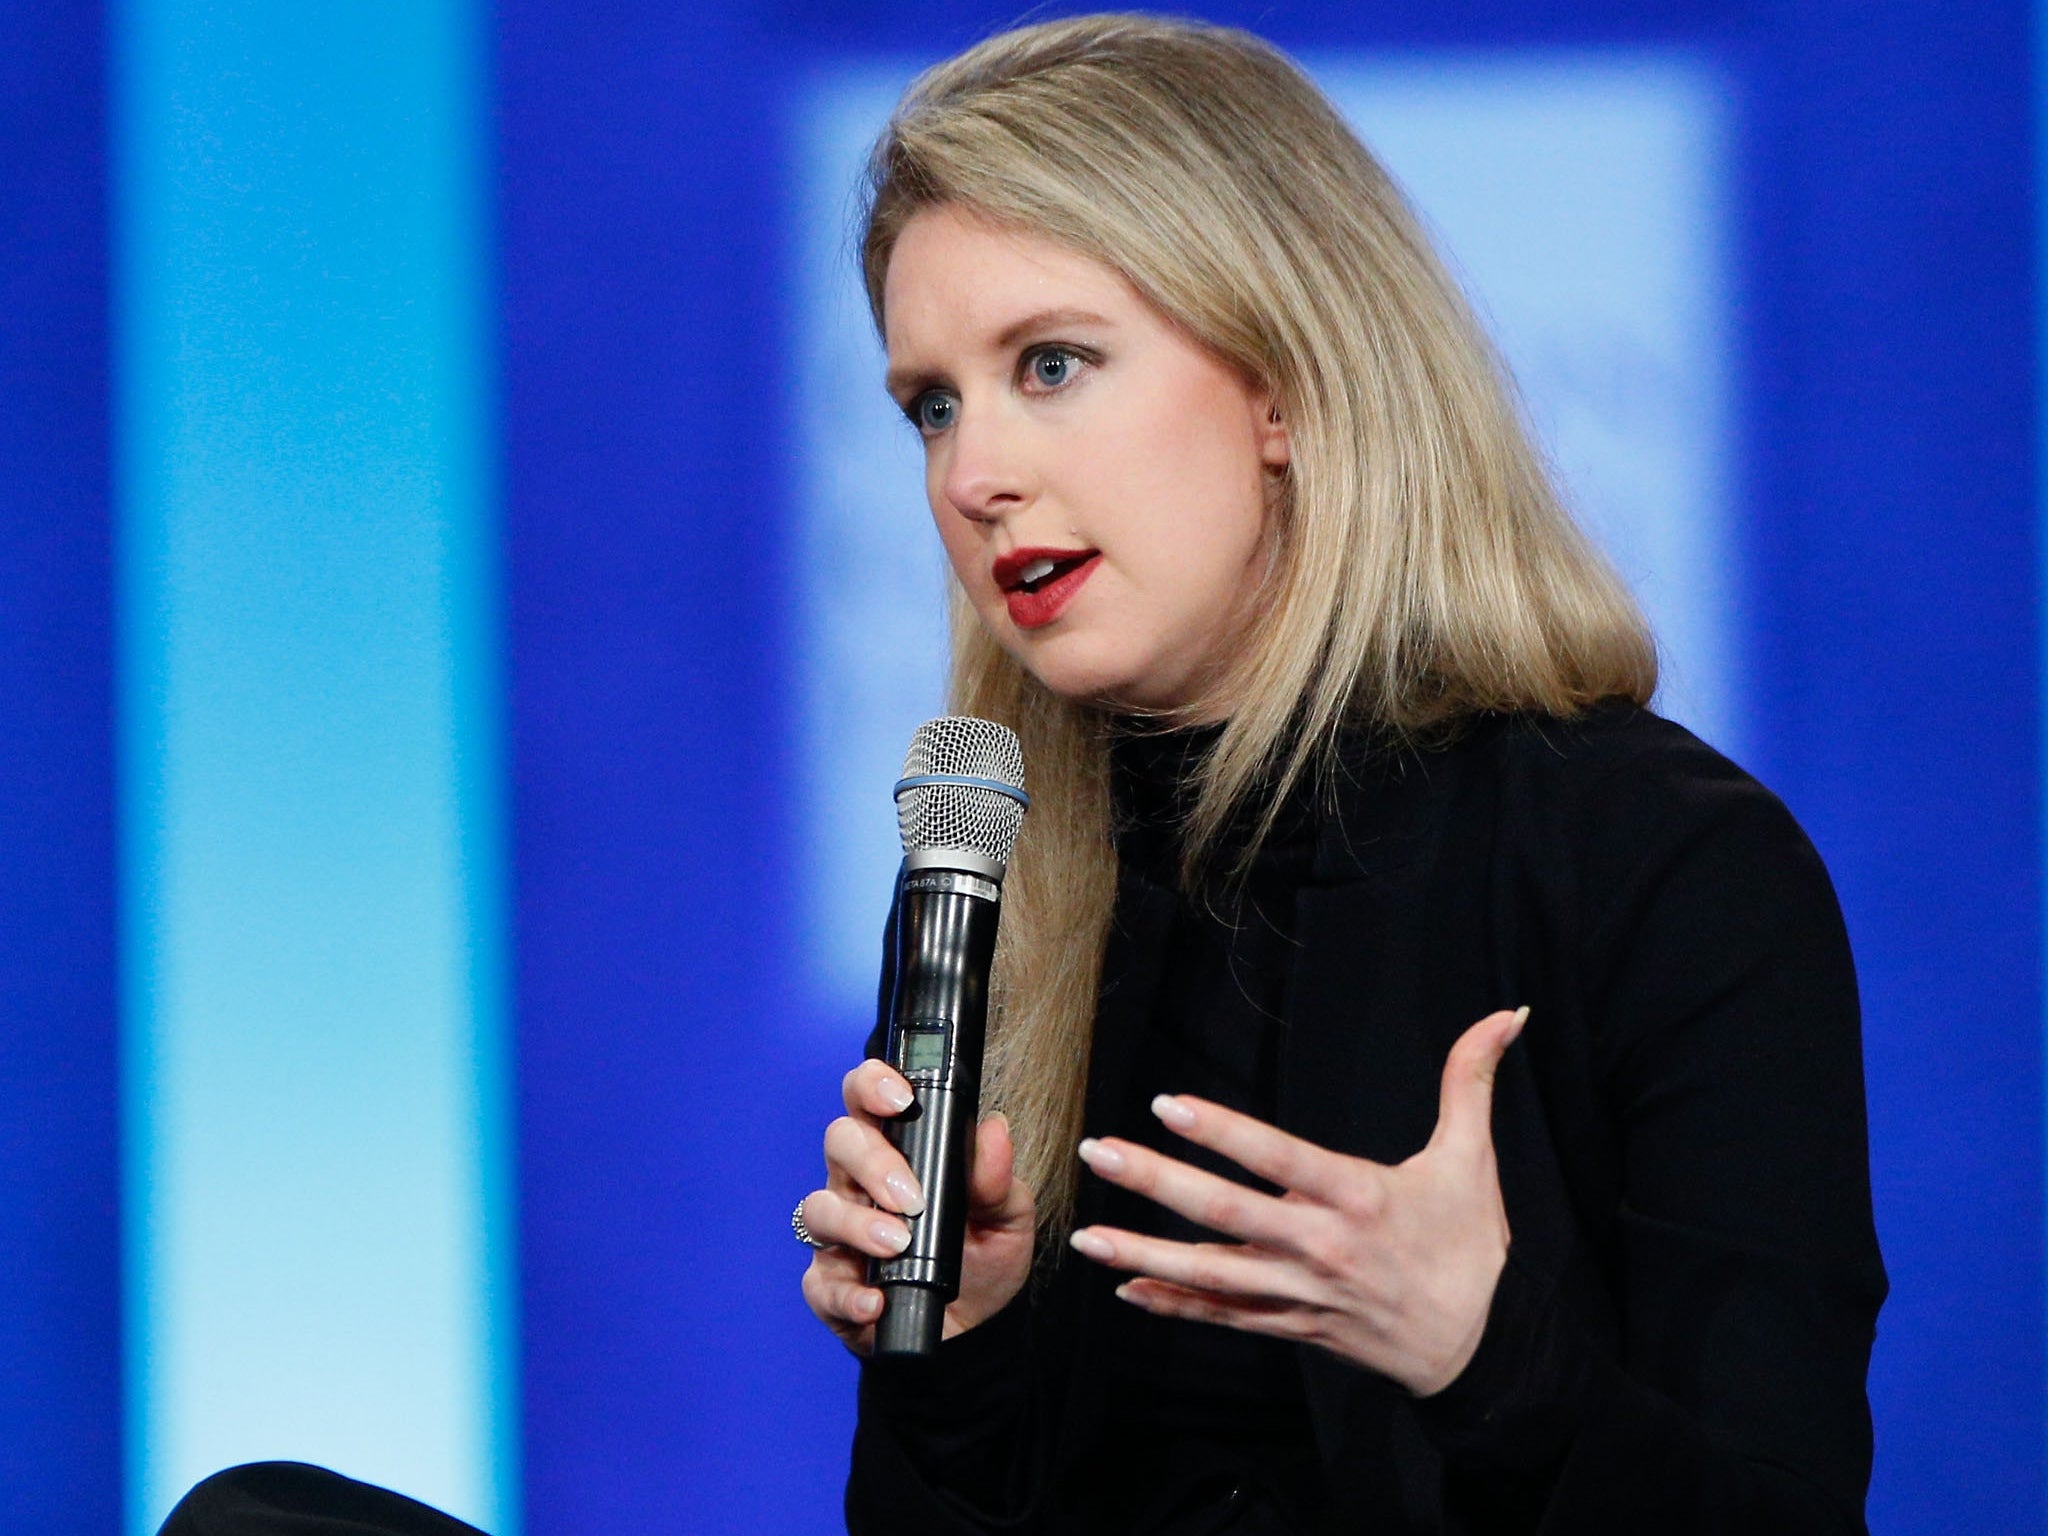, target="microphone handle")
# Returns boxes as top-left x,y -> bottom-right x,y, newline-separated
870,863 -> 1001,1357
